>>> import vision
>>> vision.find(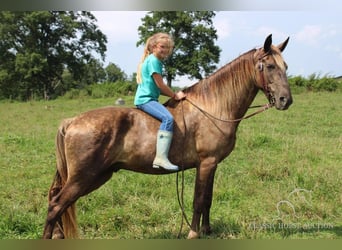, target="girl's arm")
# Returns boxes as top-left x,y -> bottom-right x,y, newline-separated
152,73 -> 186,100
